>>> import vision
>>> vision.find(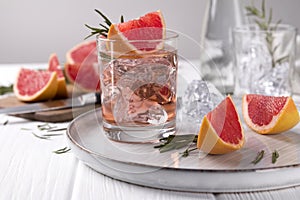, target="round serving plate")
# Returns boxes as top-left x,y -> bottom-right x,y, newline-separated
66,108 -> 300,193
